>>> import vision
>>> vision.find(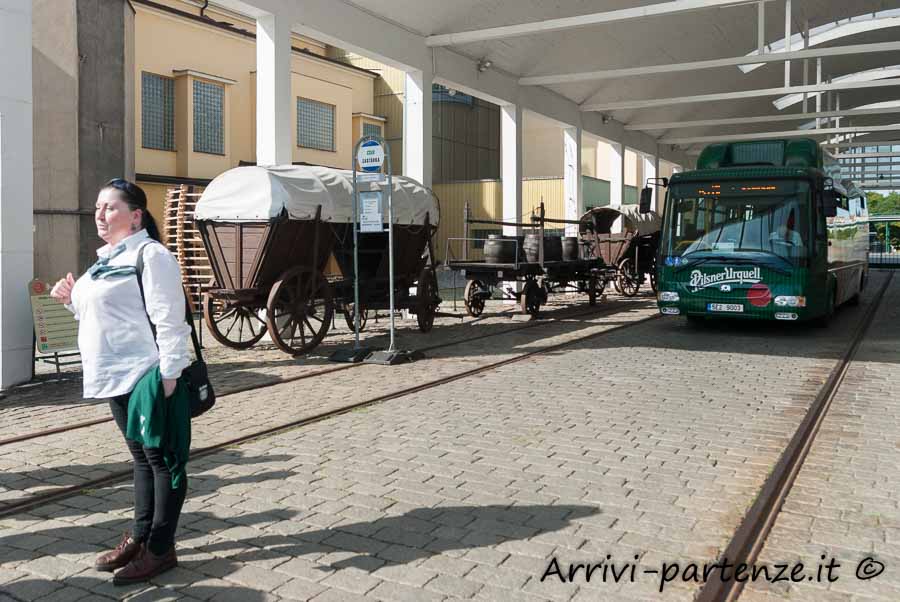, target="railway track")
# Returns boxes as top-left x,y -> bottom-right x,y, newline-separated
0,297 -> 649,448
698,271 -> 895,602
0,299 -> 660,519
